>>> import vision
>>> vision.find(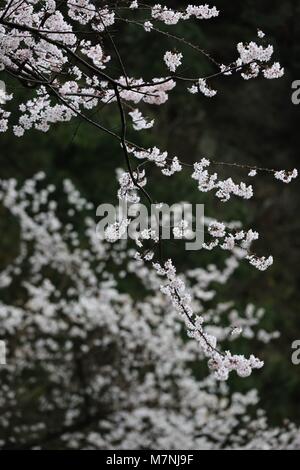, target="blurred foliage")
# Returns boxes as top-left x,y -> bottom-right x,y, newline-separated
0,0 -> 300,425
